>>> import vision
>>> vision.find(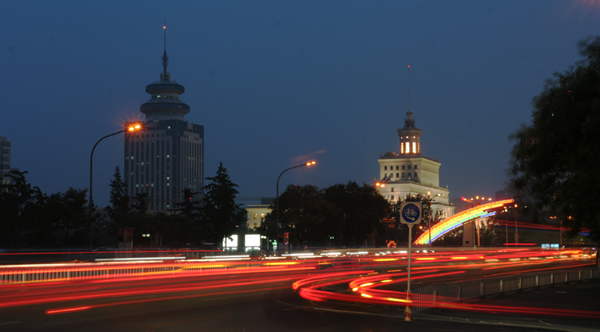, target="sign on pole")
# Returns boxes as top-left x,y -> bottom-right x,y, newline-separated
400,202 -> 422,225
400,201 -> 421,322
